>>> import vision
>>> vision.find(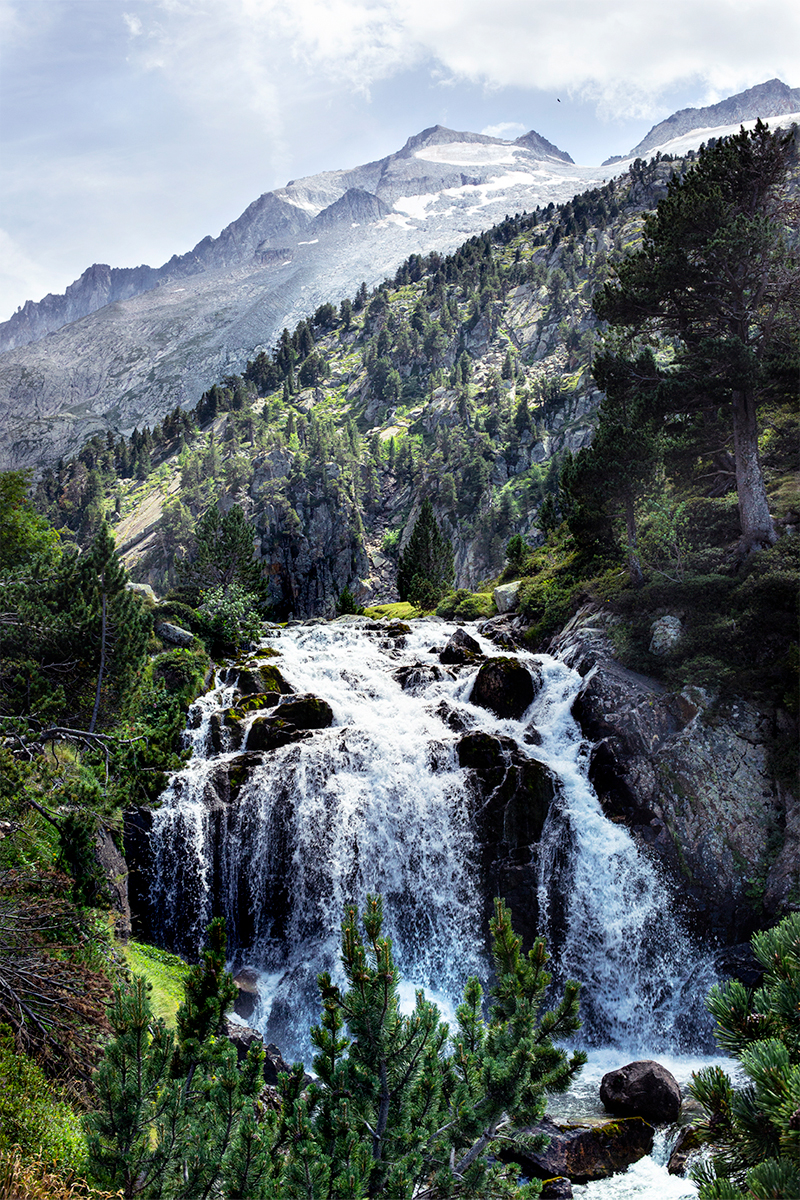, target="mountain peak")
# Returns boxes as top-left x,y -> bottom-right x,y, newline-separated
621,78 -> 800,160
